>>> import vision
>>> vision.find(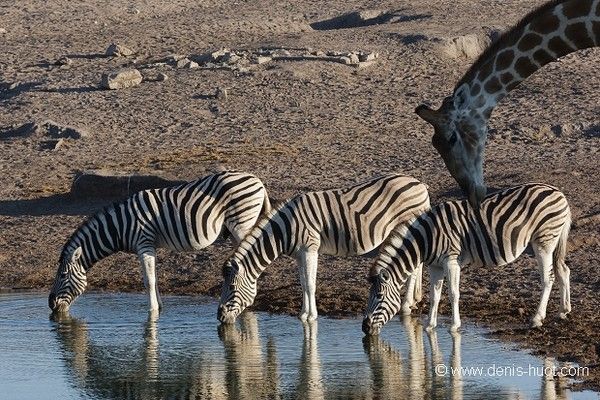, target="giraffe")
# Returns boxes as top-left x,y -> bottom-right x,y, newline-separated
416,0 -> 600,207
